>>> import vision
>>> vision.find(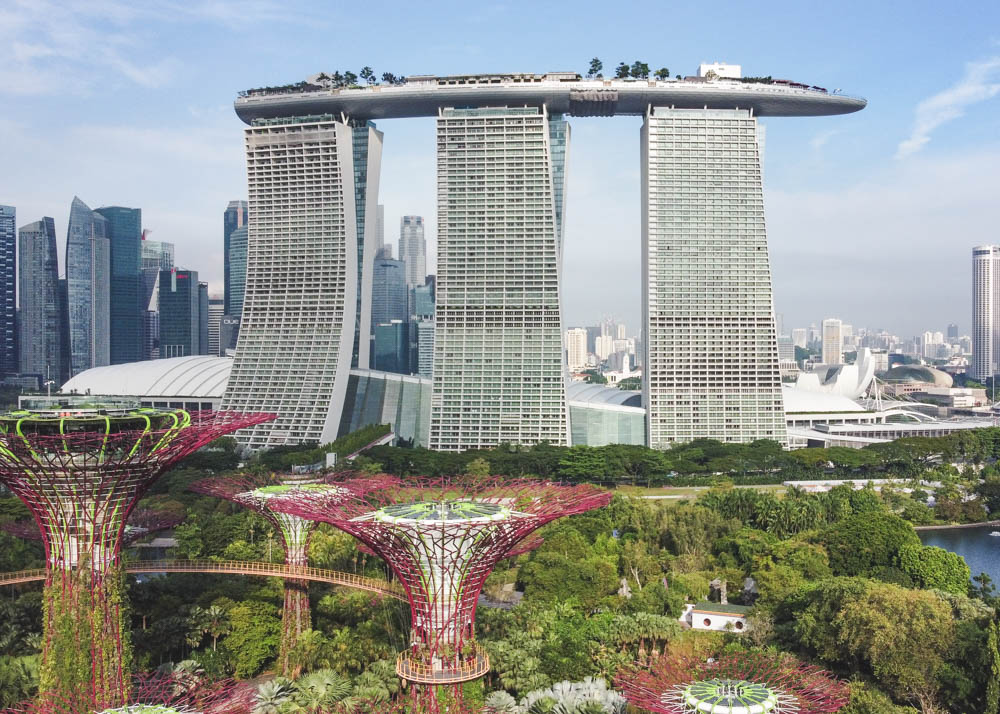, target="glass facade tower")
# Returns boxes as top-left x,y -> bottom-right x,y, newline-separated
0,206 -> 15,376
18,218 -> 62,380
429,106 -> 569,450
223,116 -> 381,449
642,107 -> 785,447
226,226 -> 248,319
224,200 -> 248,316
158,268 -> 201,357
399,215 -> 427,287
65,196 -> 110,376
350,123 -> 383,369
94,206 -> 142,364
